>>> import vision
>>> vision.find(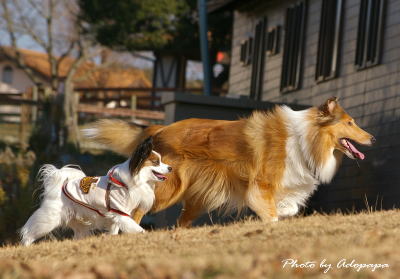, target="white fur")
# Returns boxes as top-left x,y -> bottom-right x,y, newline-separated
278,106 -> 340,217
20,152 -> 171,246
81,128 -> 99,138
